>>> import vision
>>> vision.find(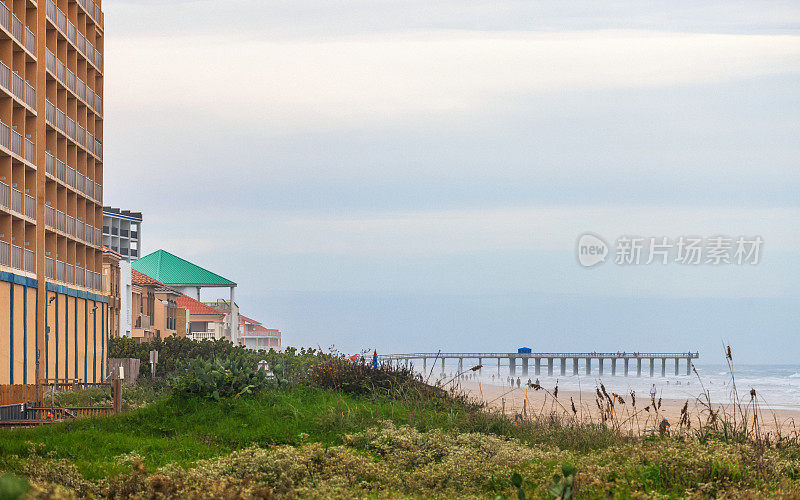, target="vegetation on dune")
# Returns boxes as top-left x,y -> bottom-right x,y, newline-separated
2,345 -> 800,498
